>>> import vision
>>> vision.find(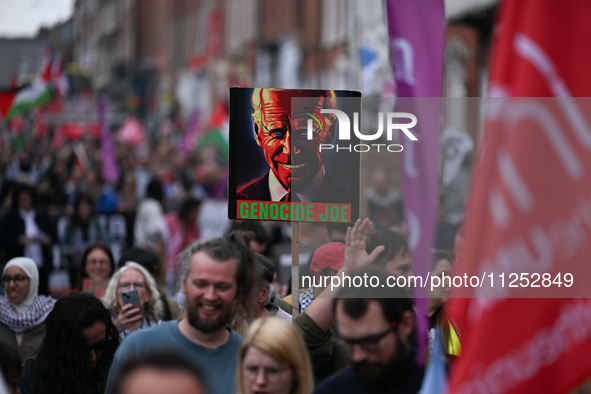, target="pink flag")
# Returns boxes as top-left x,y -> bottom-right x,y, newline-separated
385,0 -> 445,364
117,116 -> 146,147
99,98 -> 120,184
